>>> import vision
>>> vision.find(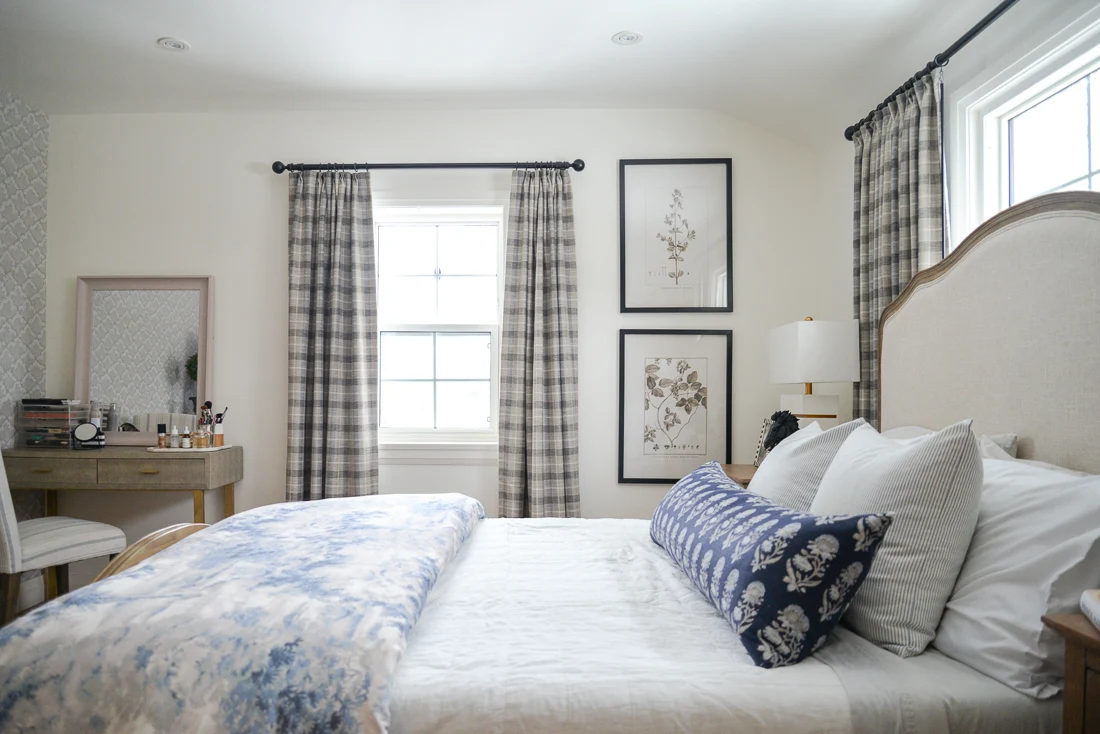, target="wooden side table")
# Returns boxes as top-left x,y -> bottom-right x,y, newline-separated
1042,614 -> 1100,733
721,464 -> 757,487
